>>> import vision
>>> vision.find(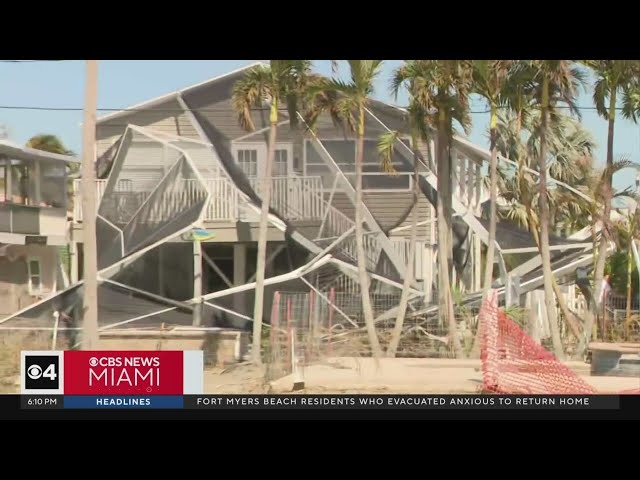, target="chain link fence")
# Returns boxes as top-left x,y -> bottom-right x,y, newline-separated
264,288 -> 483,382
